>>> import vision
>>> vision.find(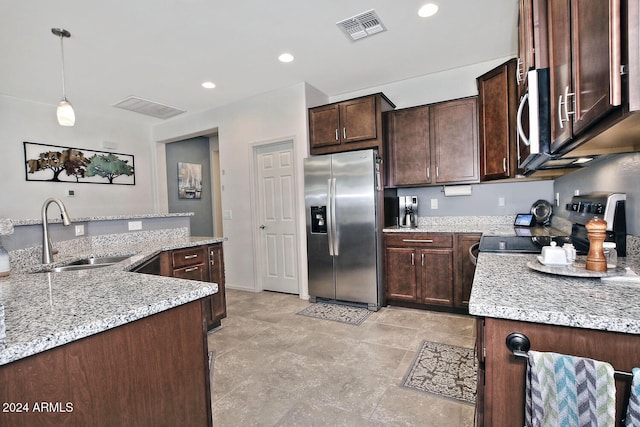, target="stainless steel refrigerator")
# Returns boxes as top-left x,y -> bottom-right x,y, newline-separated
304,149 -> 383,310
